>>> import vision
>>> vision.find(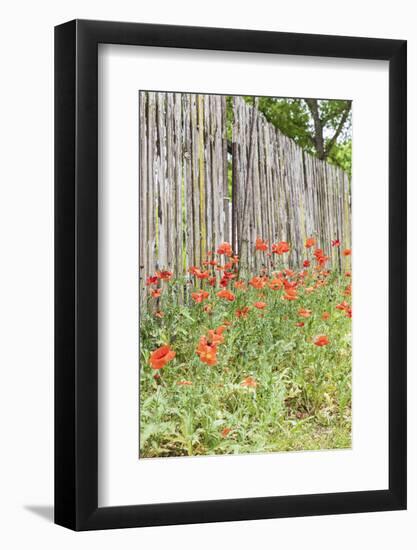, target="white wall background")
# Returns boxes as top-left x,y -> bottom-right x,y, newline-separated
0,1 -> 414,548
